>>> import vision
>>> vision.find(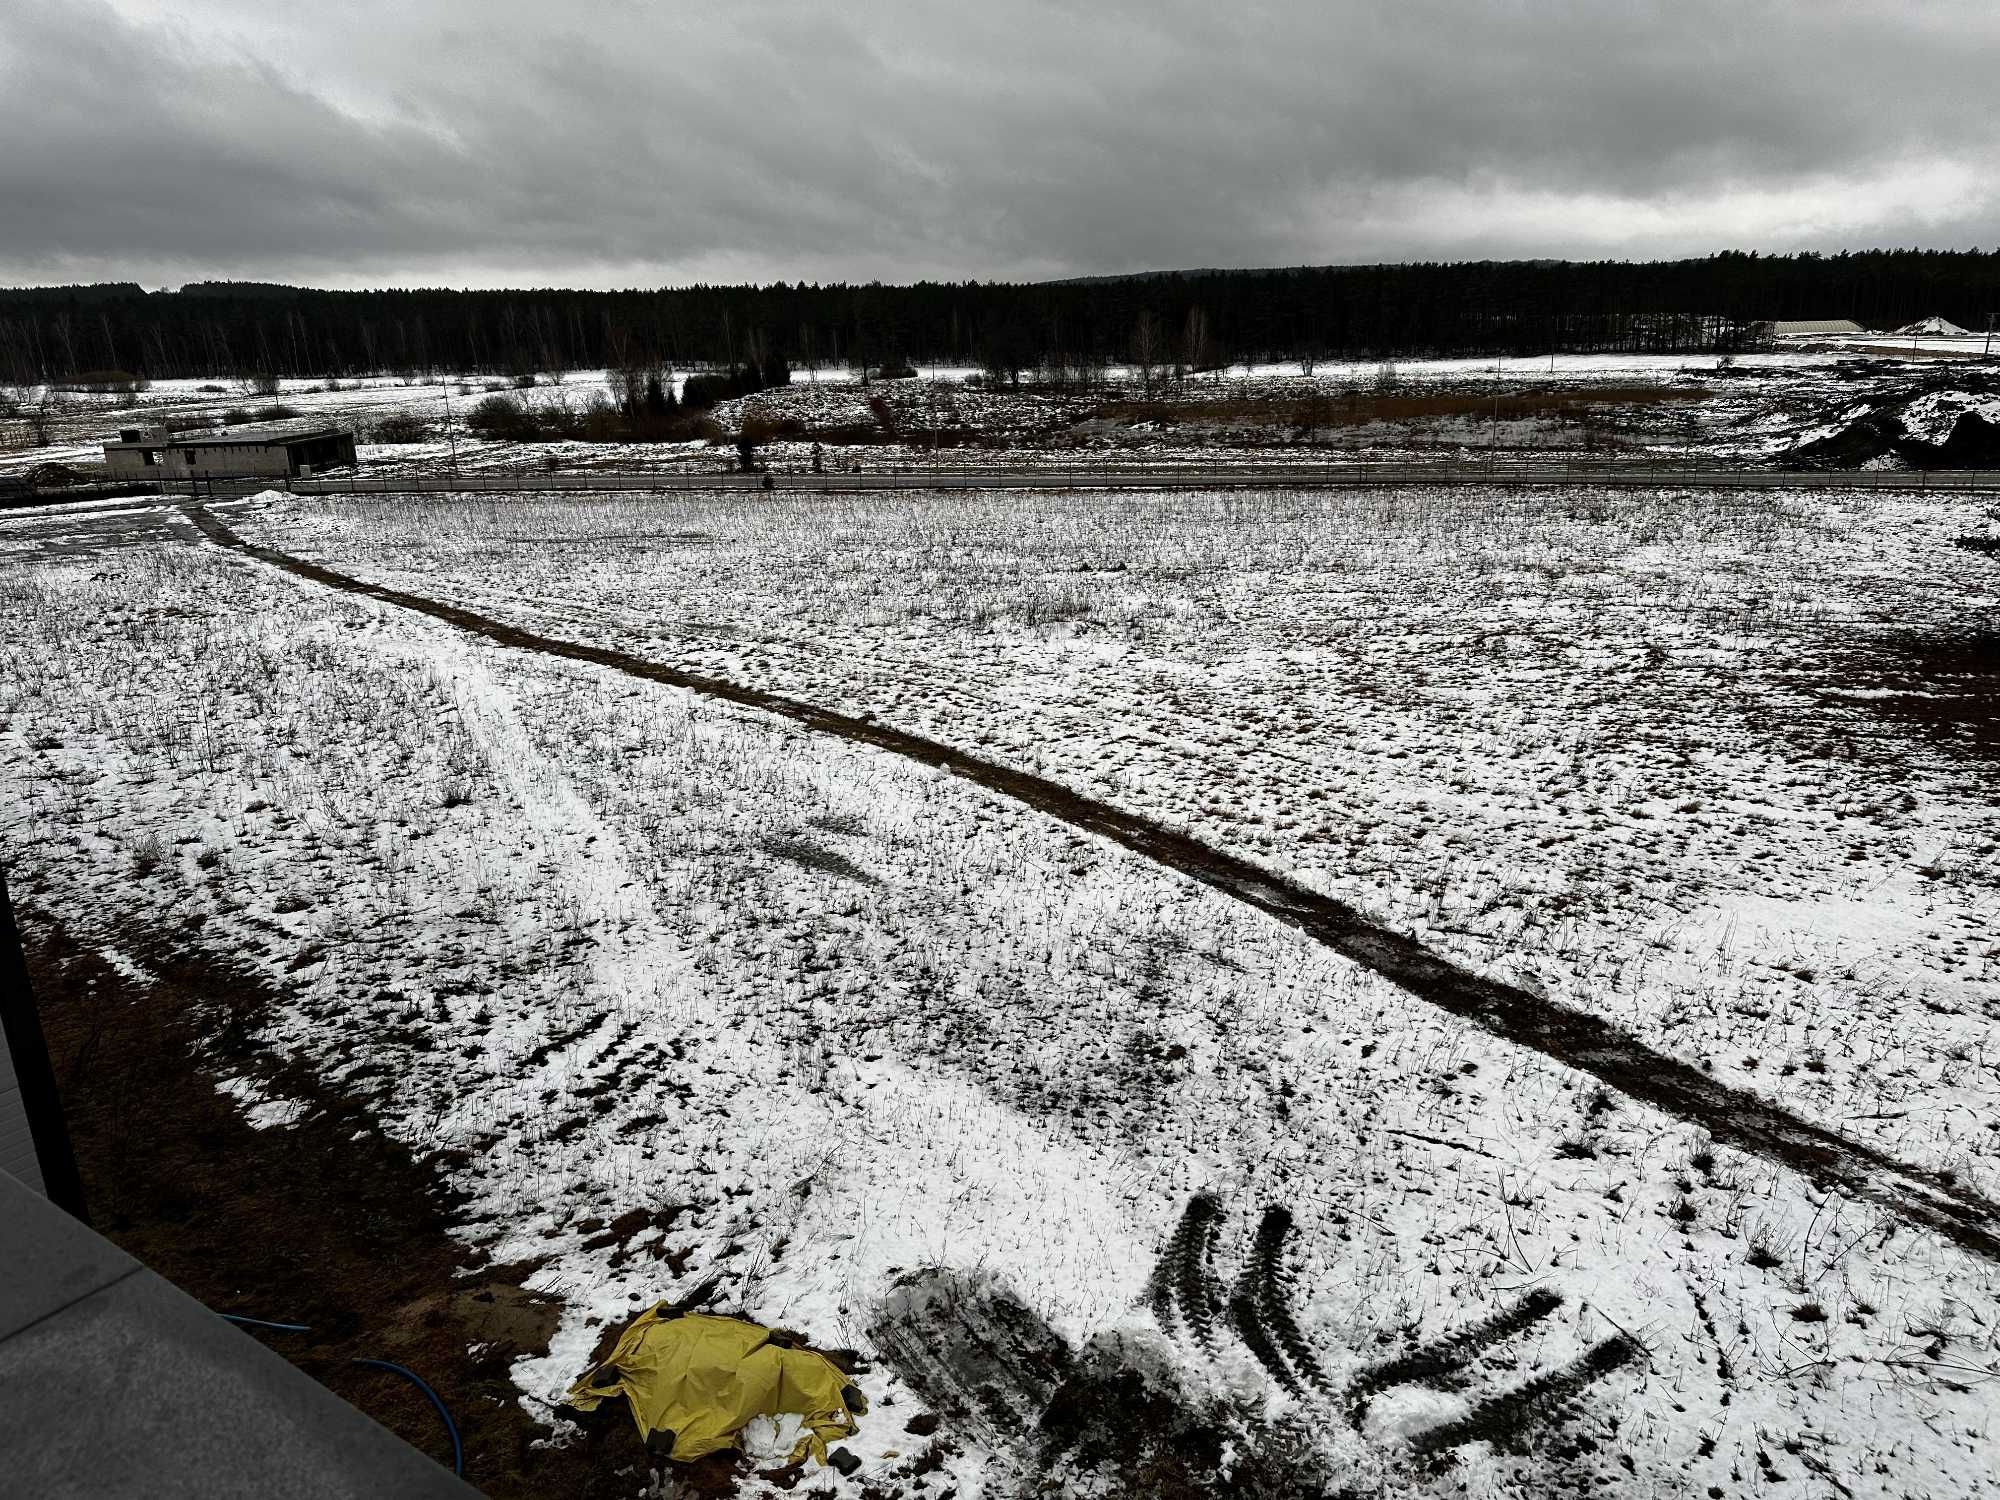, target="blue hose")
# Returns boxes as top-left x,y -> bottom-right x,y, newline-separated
352,1358 -> 465,1478
220,1312 -> 314,1333
217,1313 -> 465,1477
